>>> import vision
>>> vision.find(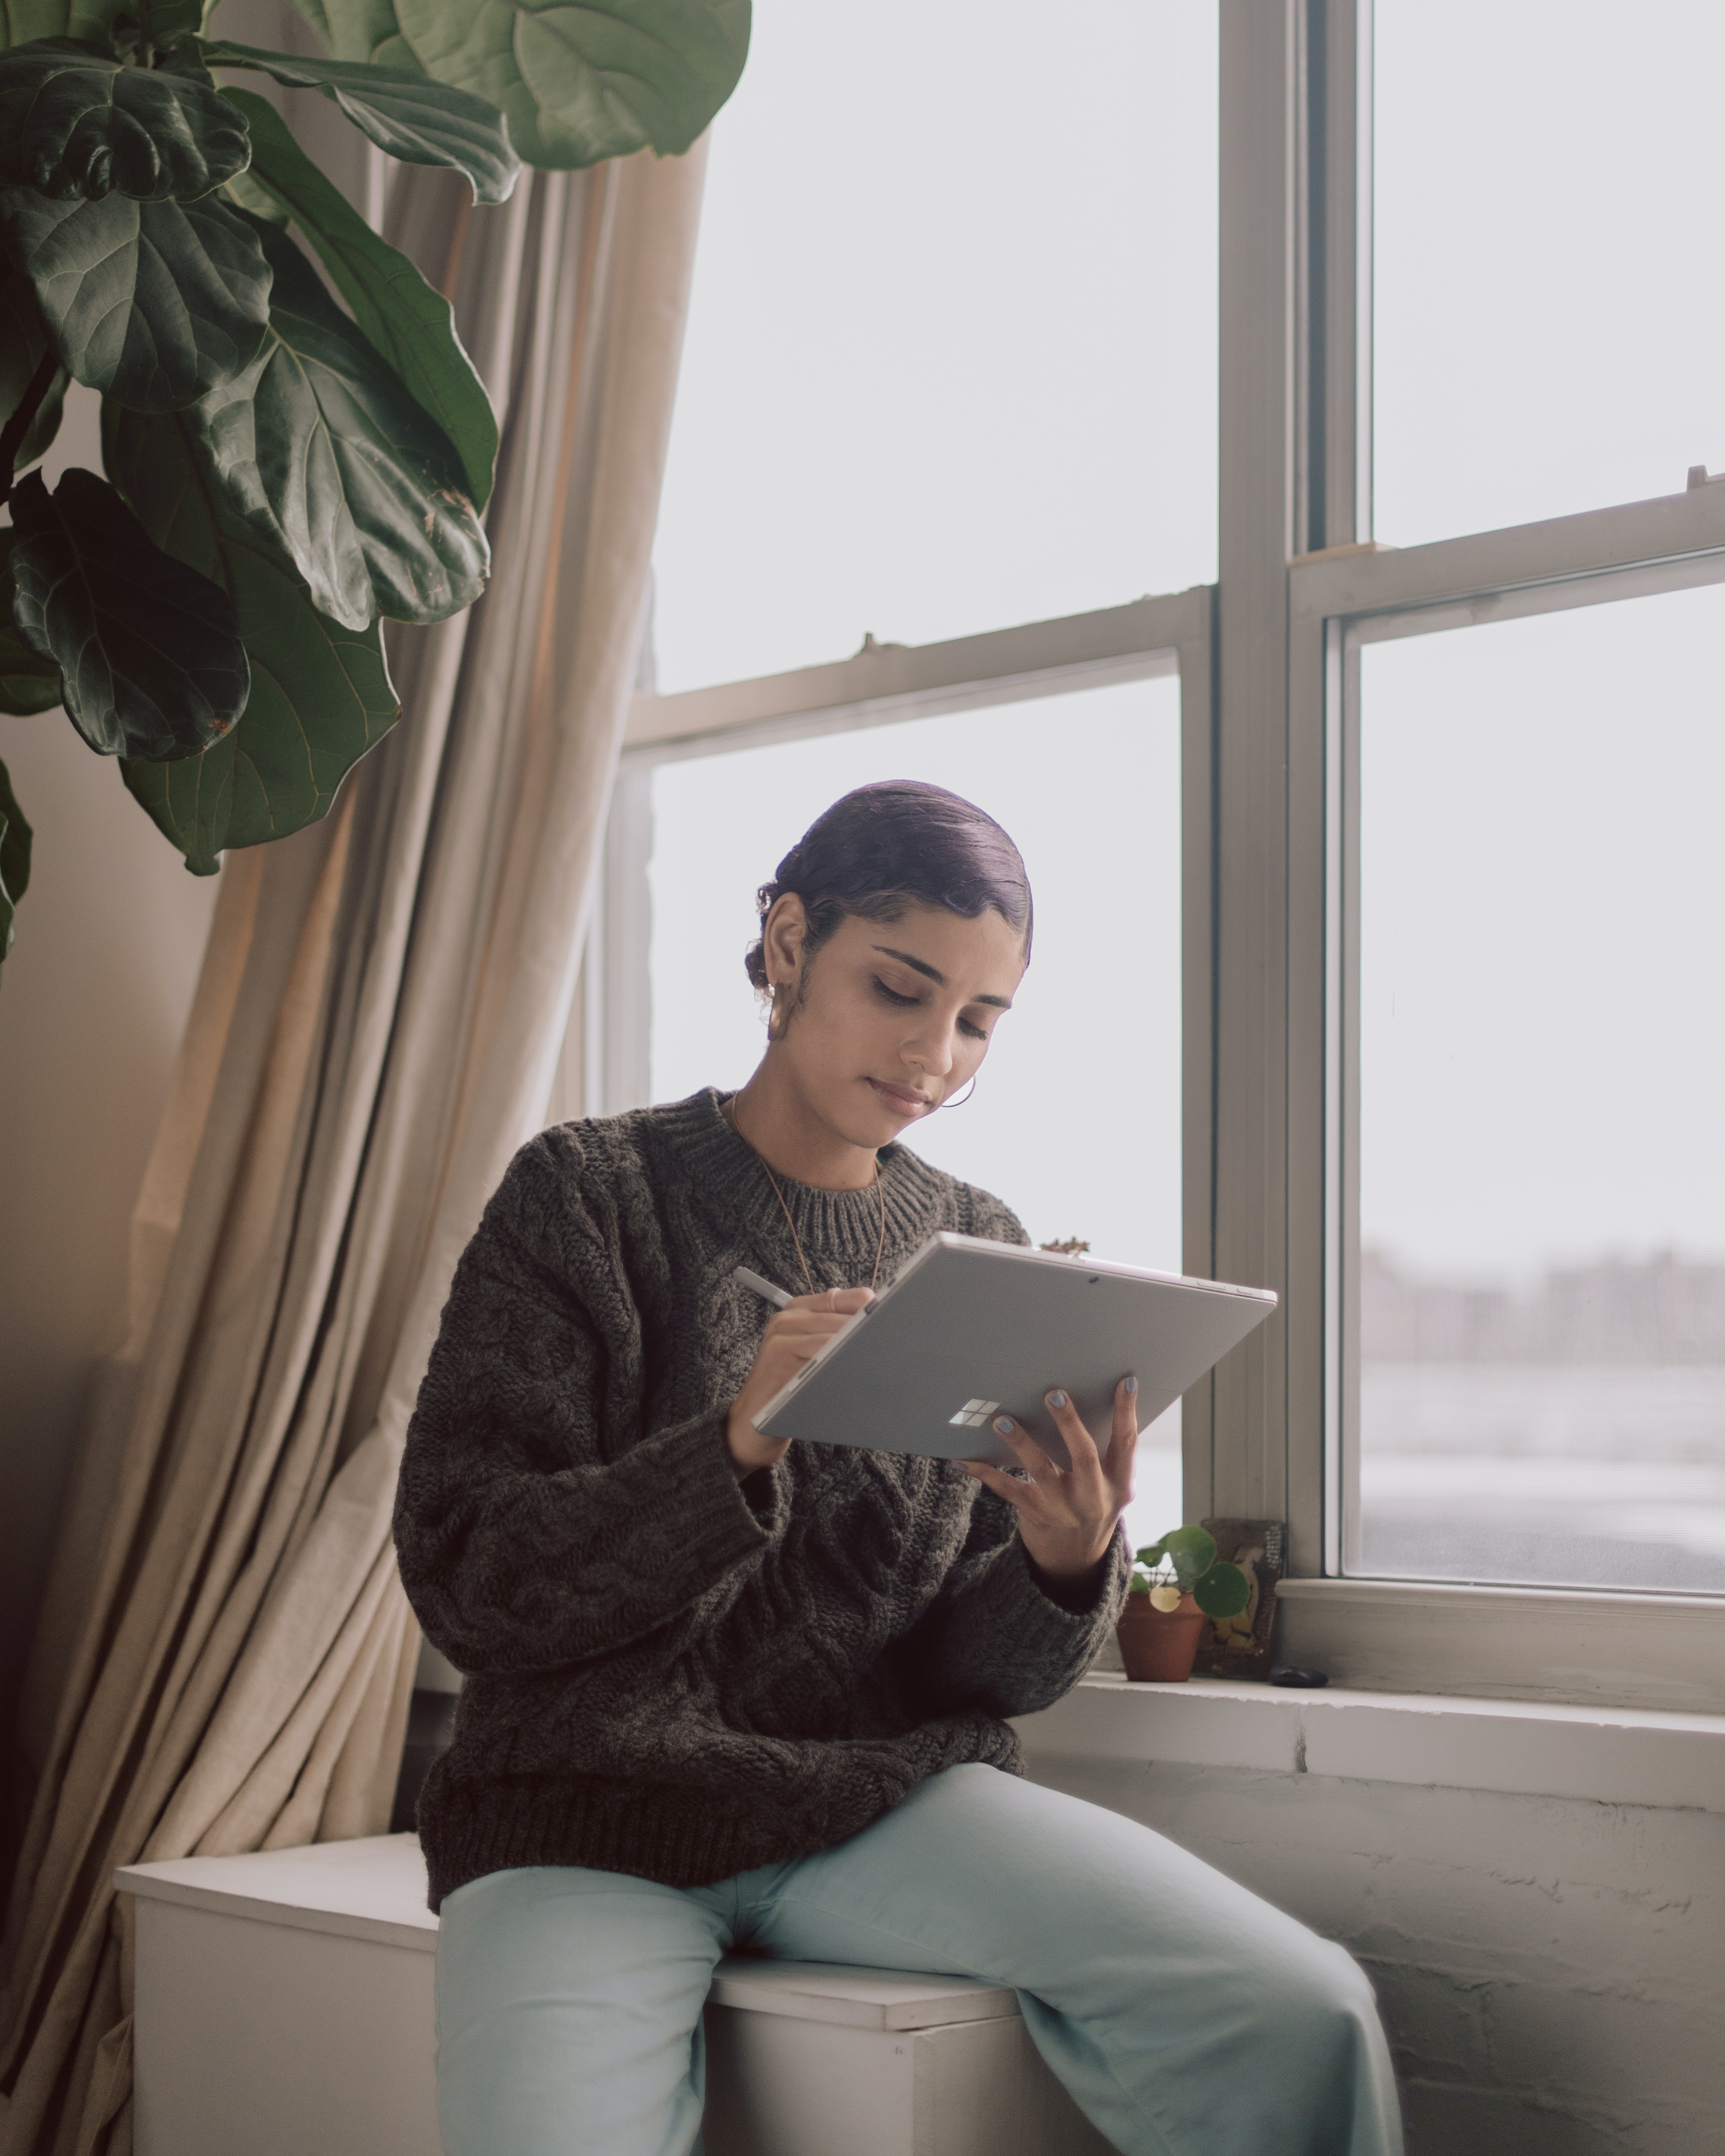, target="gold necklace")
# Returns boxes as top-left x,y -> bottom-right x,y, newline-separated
723,1097 -> 888,1296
